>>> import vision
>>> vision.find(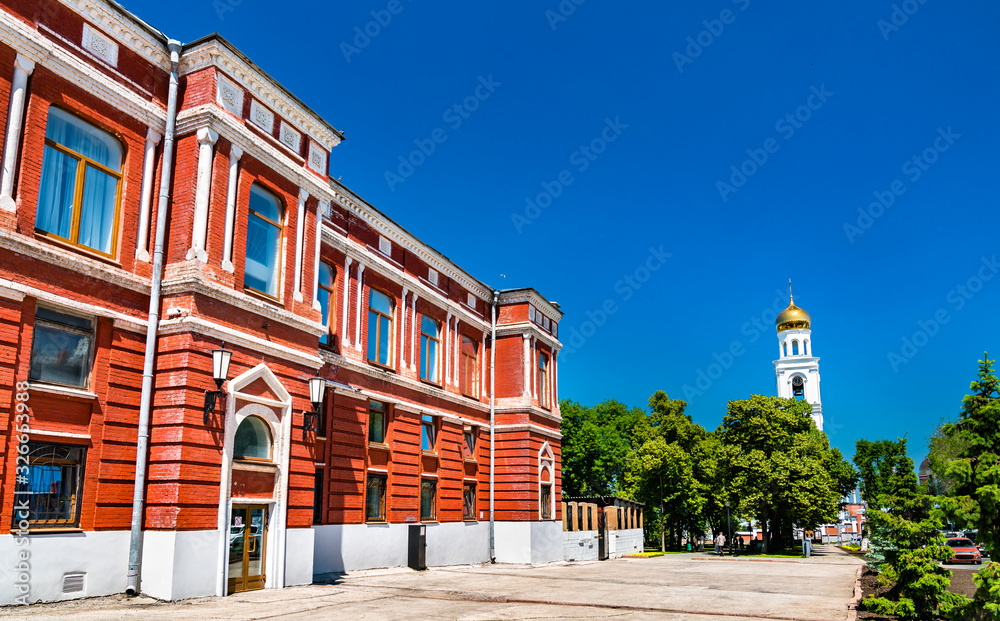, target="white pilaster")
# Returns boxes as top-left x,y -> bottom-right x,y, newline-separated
522,333 -> 530,398
293,189 -> 308,302
313,201 -> 327,311
531,336 -> 537,399
187,128 -> 218,262
0,54 -> 36,212
401,287 -> 408,368
453,319 -> 461,387
341,257 -> 352,348
481,331 -> 487,400
221,145 -> 242,272
444,313 -> 452,385
552,351 -> 558,405
135,128 -> 162,262
354,263 -> 365,351
410,294 -> 418,371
